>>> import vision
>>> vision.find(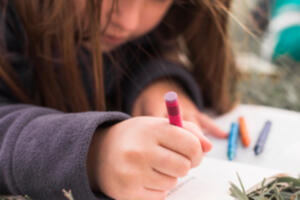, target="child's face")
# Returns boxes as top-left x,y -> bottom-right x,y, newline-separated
78,0 -> 174,52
